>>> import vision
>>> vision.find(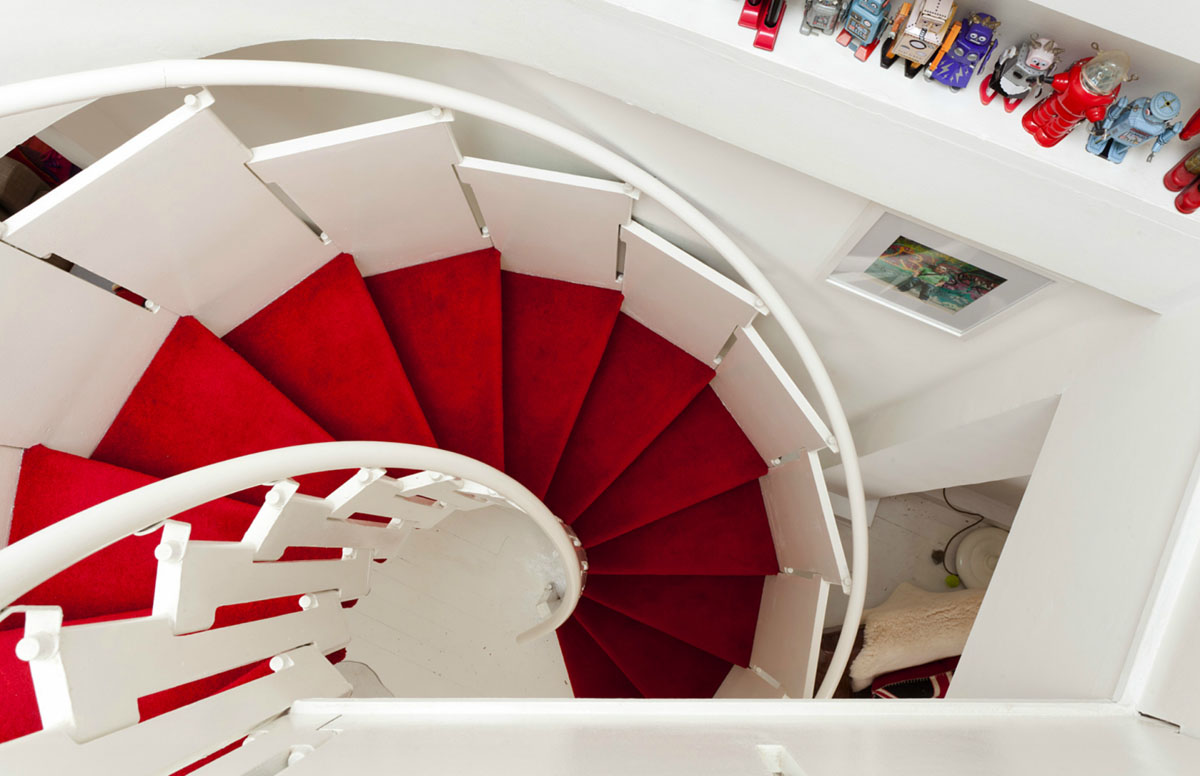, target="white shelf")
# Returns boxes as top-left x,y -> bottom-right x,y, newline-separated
598,0 -> 1200,311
